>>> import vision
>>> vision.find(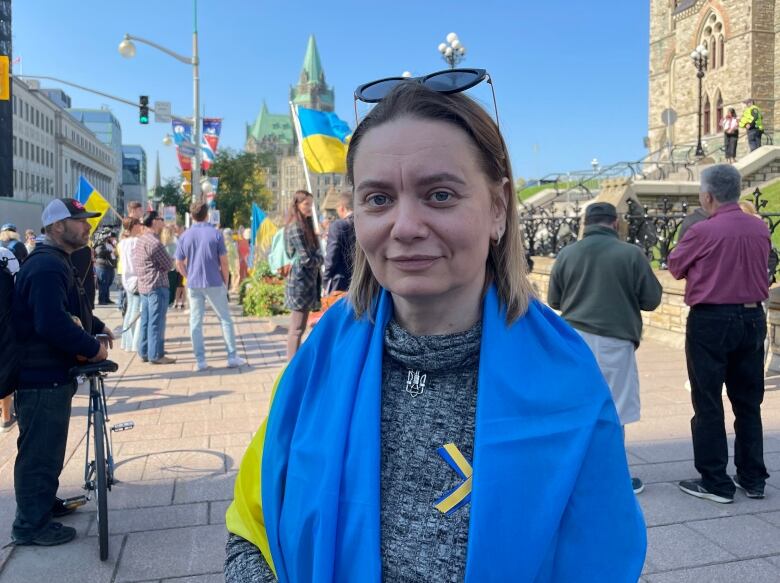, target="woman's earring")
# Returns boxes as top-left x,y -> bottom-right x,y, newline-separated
493,231 -> 503,246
